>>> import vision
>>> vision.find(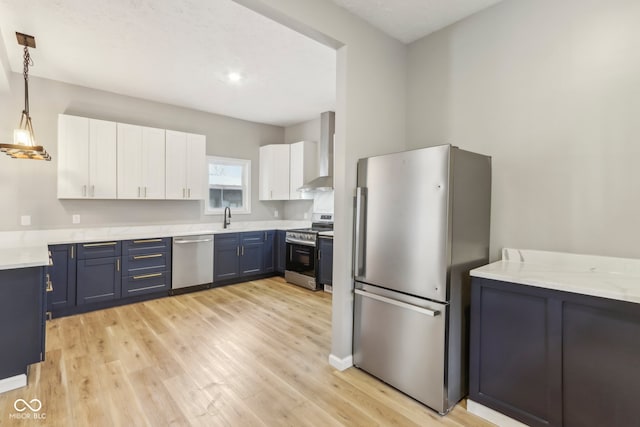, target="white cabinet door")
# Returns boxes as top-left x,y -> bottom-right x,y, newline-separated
58,114 -> 90,198
88,119 -> 117,199
165,130 -> 188,200
259,144 -> 290,200
165,130 -> 205,200
289,141 -> 317,200
186,133 -> 206,200
141,127 -> 166,199
117,123 -> 143,199
58,115 -> 116,199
